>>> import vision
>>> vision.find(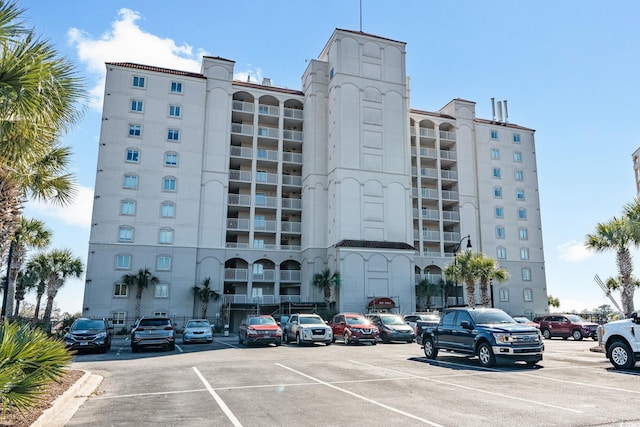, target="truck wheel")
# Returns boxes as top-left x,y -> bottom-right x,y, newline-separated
609,340 -> 635,369
477,342 -> 496,368
542,329 -> 551,340
423,337 -> 438,359
571,329 -> 583,341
